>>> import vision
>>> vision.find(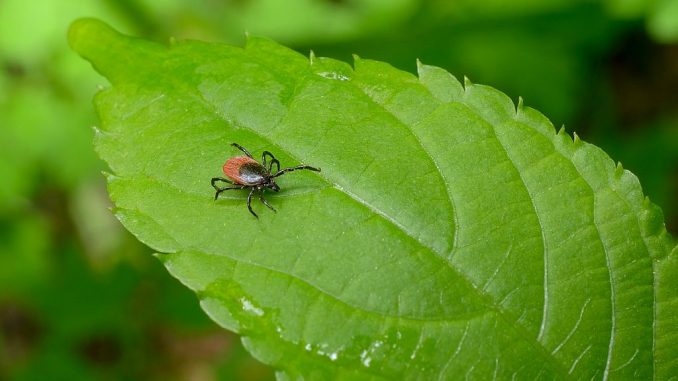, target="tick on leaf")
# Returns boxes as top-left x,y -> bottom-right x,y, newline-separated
211,143 -> 321,218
